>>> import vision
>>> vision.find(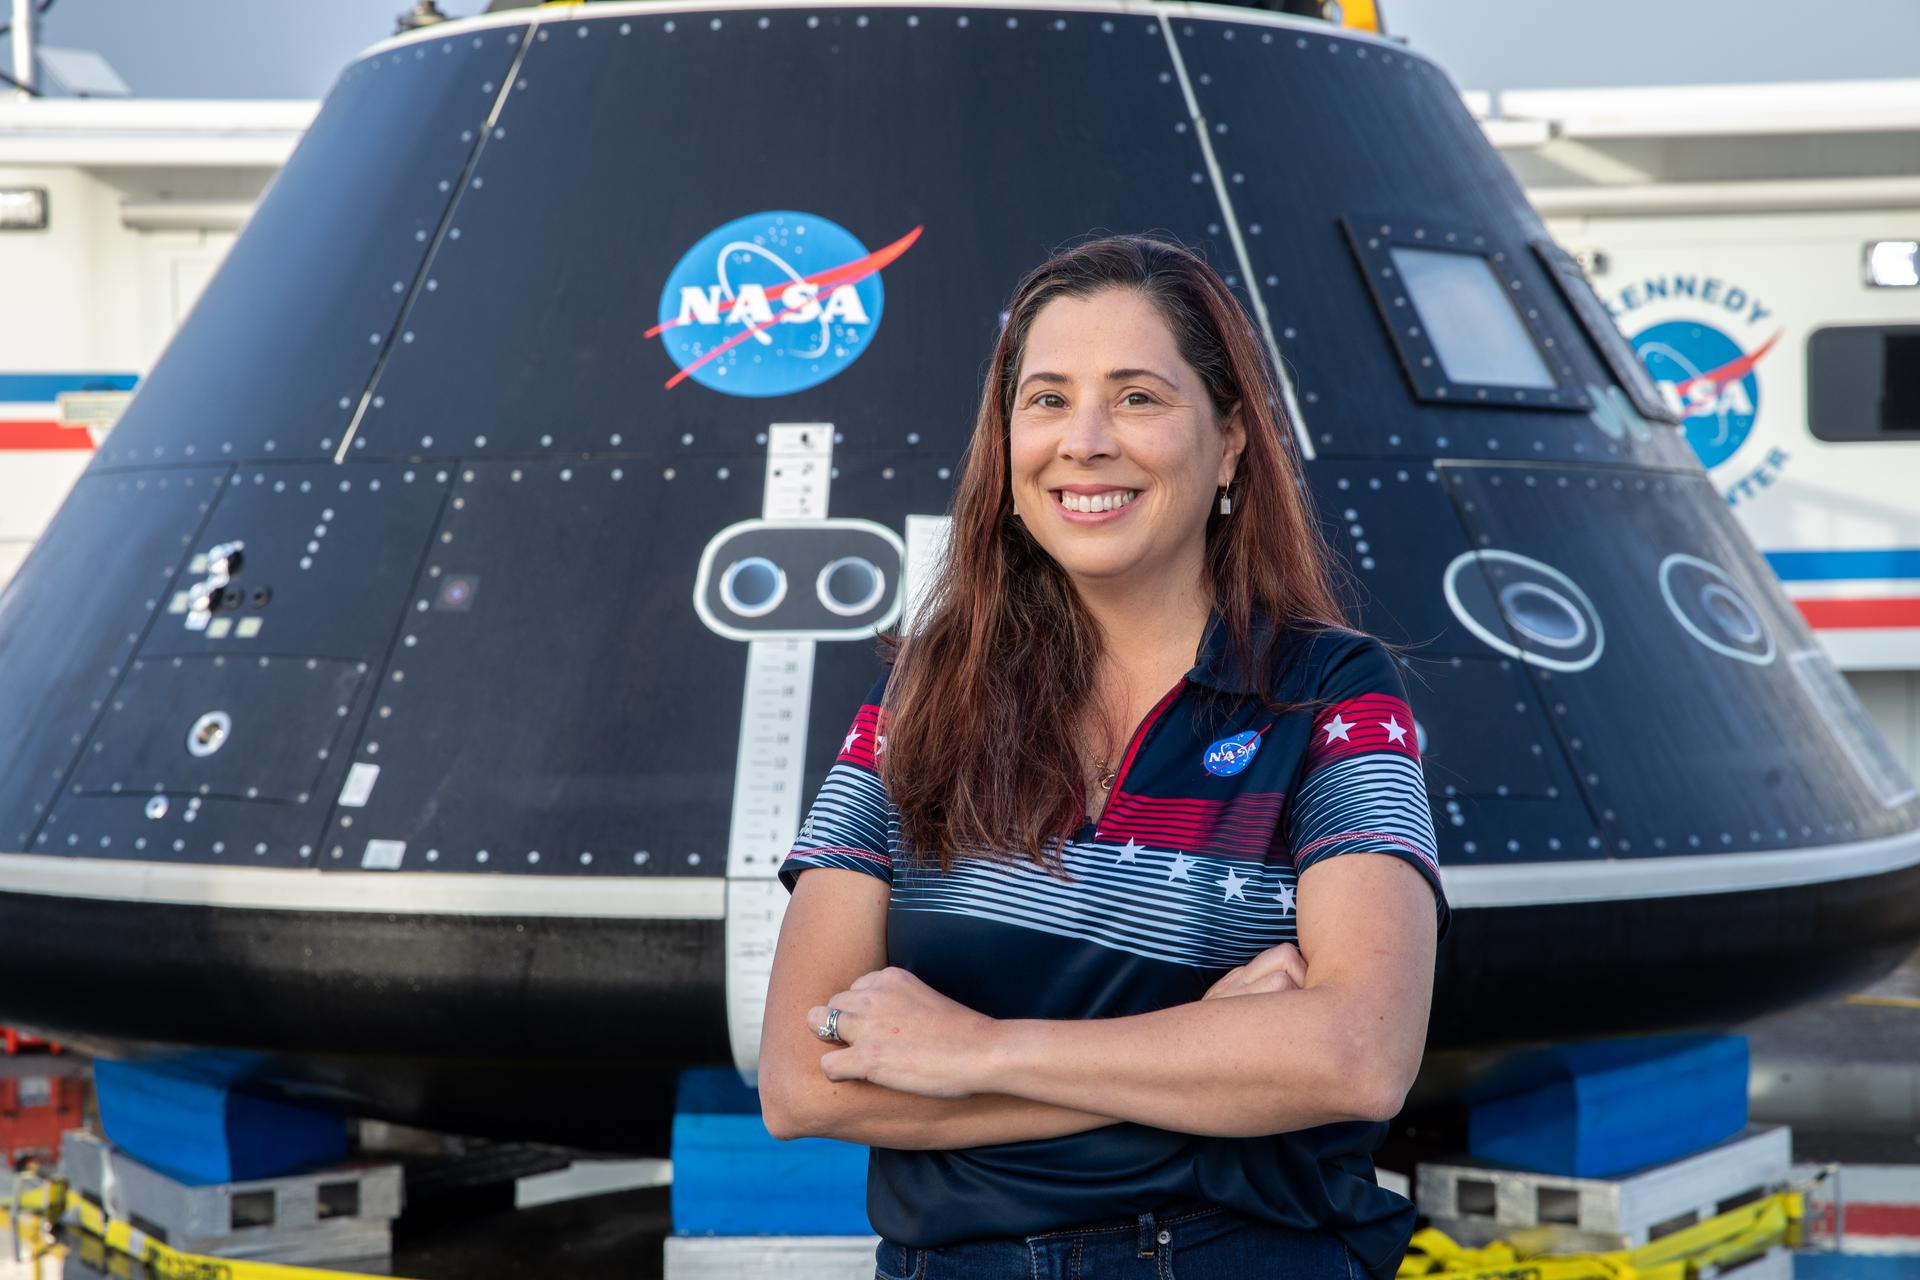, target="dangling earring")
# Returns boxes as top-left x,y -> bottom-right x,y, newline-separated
1217,486 -> 1232,516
